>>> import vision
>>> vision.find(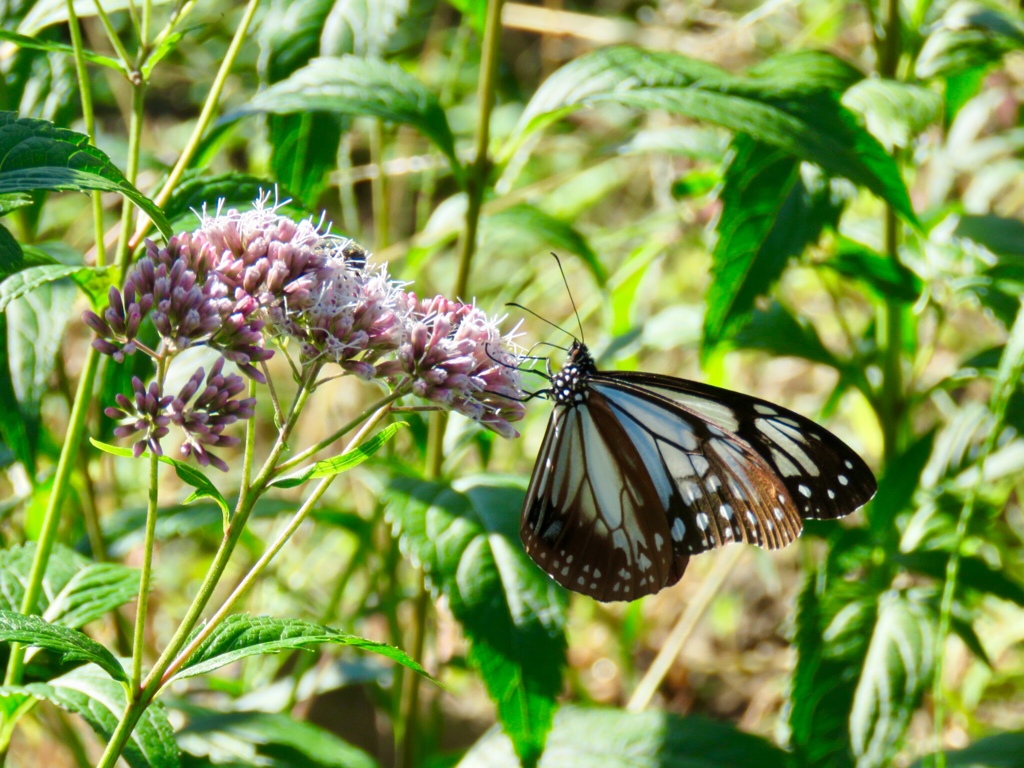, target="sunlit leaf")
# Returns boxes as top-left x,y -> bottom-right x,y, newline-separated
916,0 -> 1024,79
387,476 -> 568,768
458,705 -> 790,768
850,592 -> 932,768
504,47 -> 915,223
229,56 -> 460,178
0,665 -> 179,768
0,114 -> 171,237
170,614 -> 431,684
704,135 -> 846,350
270,422 -> 406,489
841,79 -> 942,151
174,704 -> 377,768
0,611 -> 126,683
